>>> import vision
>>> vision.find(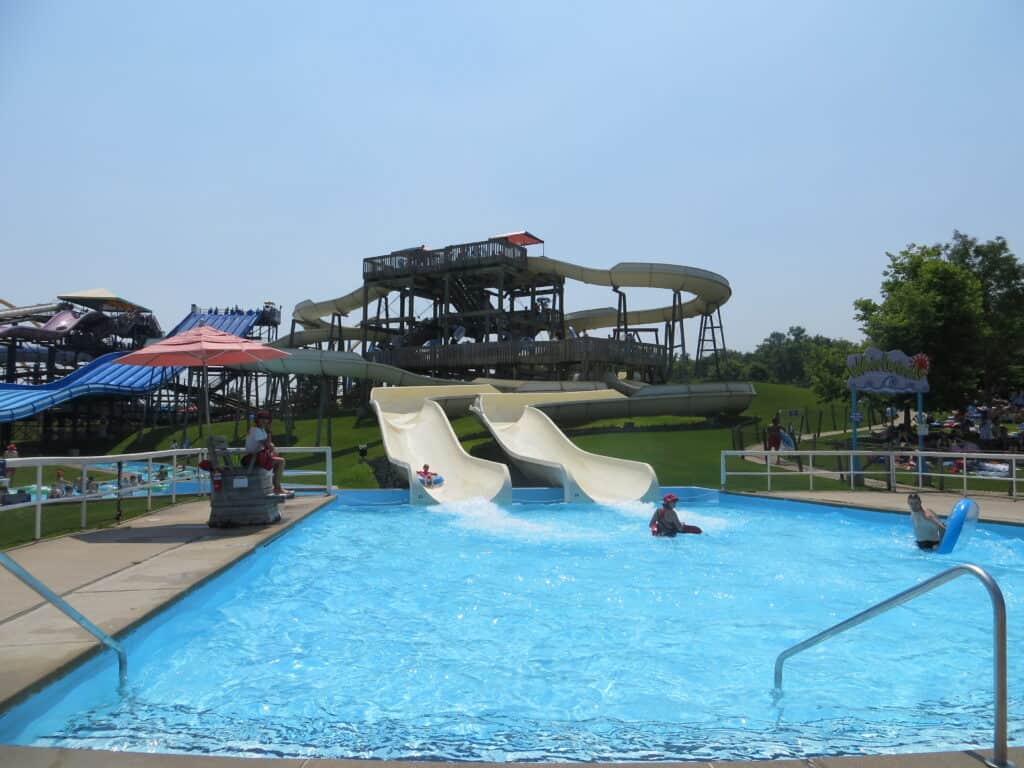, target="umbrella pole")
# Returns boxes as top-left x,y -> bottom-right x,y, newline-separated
203,361 -> 211,433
